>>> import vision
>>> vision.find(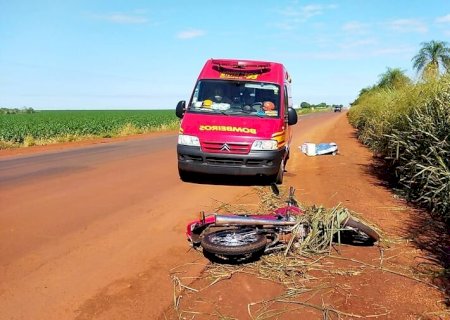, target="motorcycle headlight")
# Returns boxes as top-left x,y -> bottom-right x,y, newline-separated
251,139 -> 278,151
178,134 -> 200,147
